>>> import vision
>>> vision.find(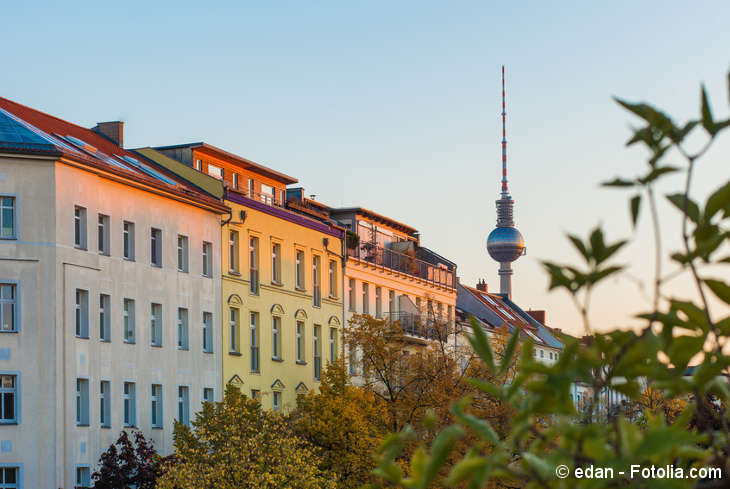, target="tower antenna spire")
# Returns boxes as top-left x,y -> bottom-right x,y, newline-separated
501,65 -> 508,196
